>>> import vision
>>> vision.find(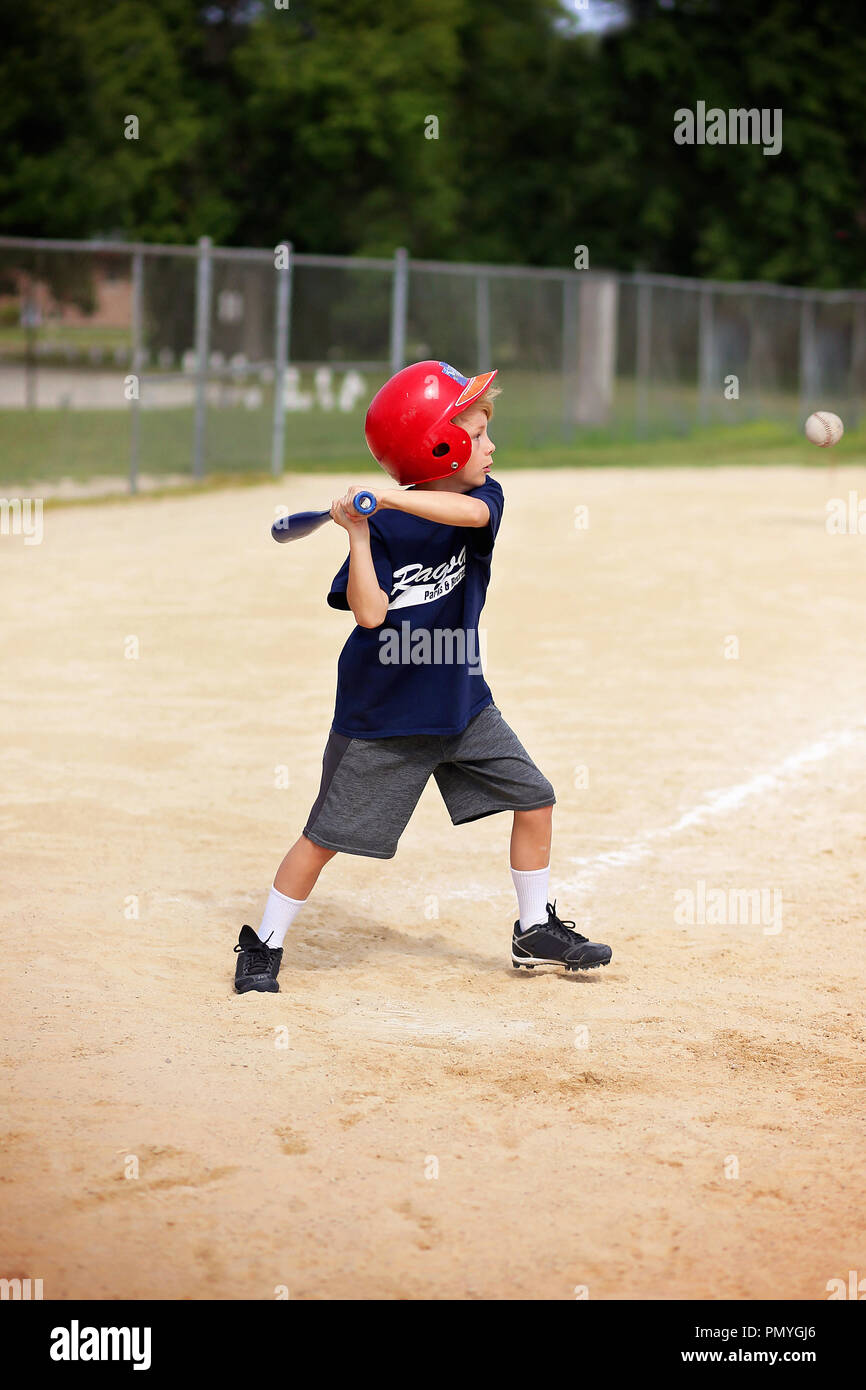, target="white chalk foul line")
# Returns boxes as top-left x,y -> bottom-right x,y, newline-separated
559,723 -> 866,898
